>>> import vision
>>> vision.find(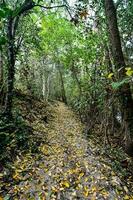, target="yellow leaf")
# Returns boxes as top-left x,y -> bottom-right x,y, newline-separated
44,168 -> 48,172
83,186 -> 90,197
68,169 -> 75,174
61,180 -> 70,188
85,177 -> 89,182
42,146 -> 49,155
83,189 -> 89,197
107,73 -> 114,79
101,190 -> 109,197
125,67 -> 133,76
125,67 -> 131,71
13,173 -> 20,180
13,185 -> 20,193
0,196 -> 3,200
79,172 -> 84,177
84,186 -> 88,190
75,180 -> 80,184
126,70 -> 133,76
76,162 -> 80,167
124,195 -> 130,200
91,186 -> 97,192
52,186 -> 58,193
